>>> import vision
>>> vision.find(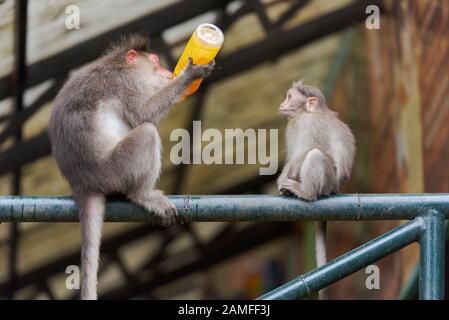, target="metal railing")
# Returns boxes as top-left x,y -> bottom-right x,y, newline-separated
0,194 -> 447,300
